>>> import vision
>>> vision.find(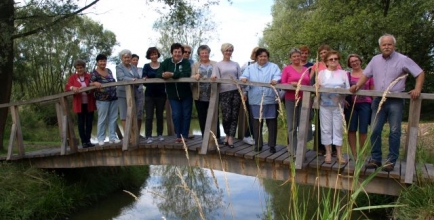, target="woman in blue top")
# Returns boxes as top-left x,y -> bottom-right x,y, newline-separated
240,48 -> 281,153
142,47 -> 167,143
